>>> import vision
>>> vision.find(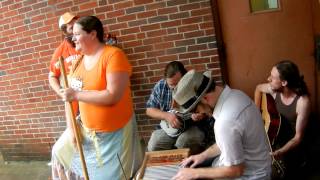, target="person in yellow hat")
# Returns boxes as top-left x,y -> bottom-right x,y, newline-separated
49,12 -> 81,180
49,12 -> 80,96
